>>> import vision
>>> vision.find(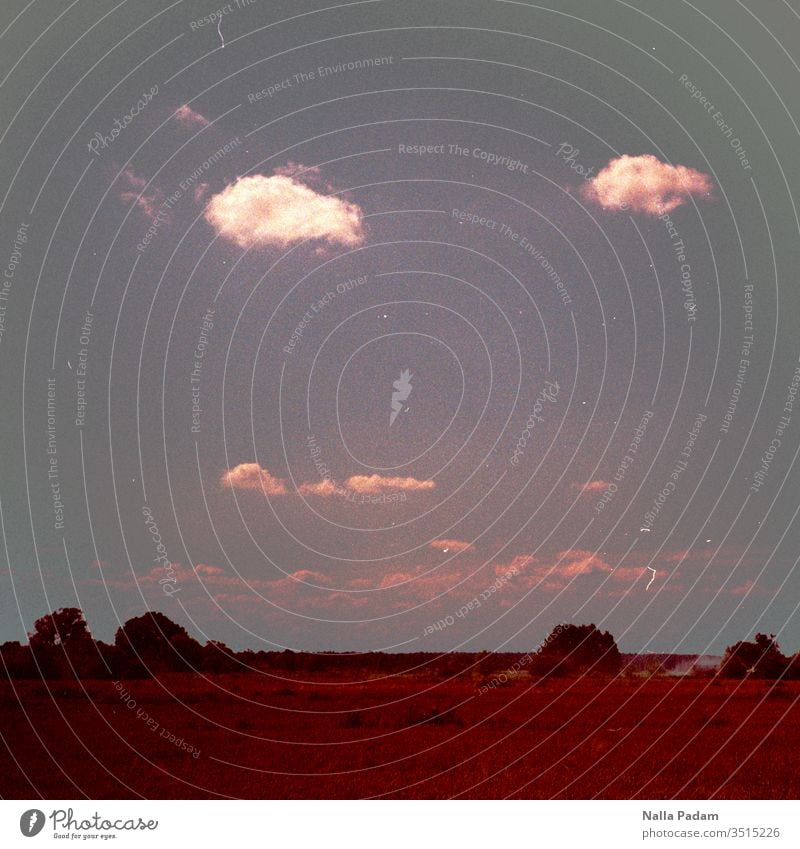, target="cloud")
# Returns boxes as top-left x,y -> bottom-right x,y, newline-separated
576,480 -> 608,494
220,463 -> 288,495
175,104 -> 209,127
193,182 -> 210,203
730,580 -> 762,596
288,569 -> 332,585
429,539 -> 473,553
344,475 -> 435,494
297,479 -> 348,497
299,474 -> 434,496
274,161 -> 320,179
204,167 -> 365,250
307,592 -> 369,610
121,167 -> 146,191
220,465 -> 435,499
554,549 -> 613,577
194,563 -> 226,576
377,570 -> 419,589
495,550 -> 613,589
496,554 -> 537,576
582,154 -> 712,215
612,566 -> 649,581
120,166 -> 164,221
